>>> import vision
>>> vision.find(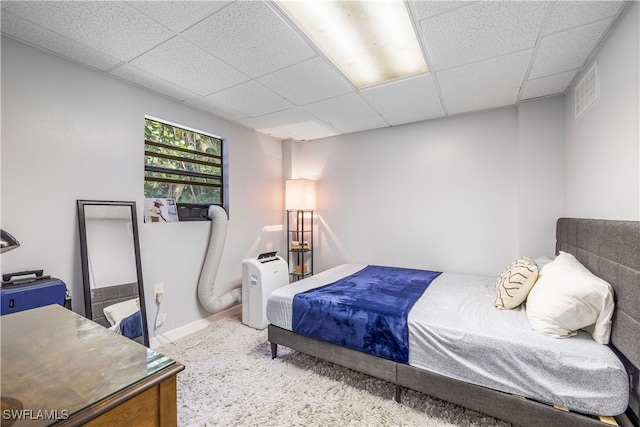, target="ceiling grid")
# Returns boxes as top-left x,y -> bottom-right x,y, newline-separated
0,0 -> 629,141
